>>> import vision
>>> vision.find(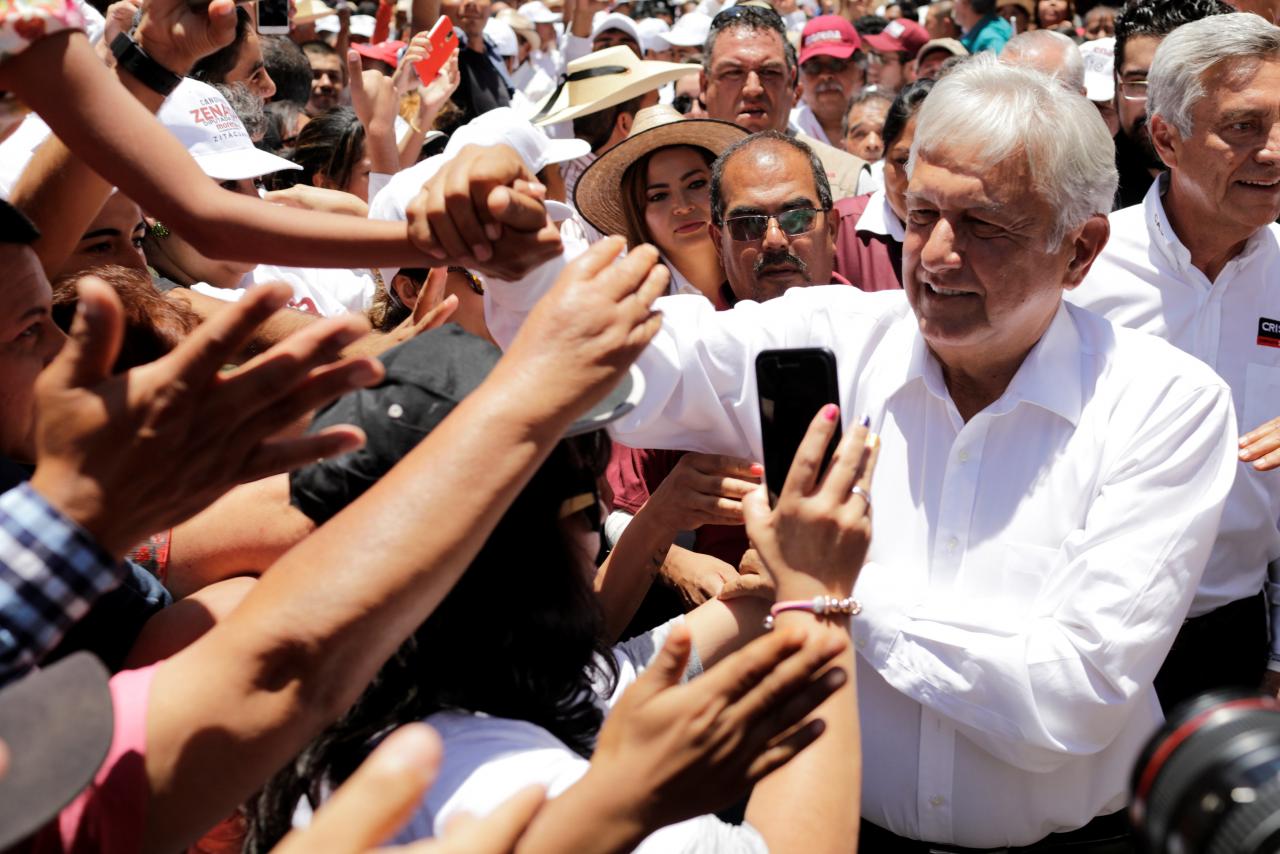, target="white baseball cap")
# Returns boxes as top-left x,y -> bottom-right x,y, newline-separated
158,78 -> 300,181
485,16 -> 519,57
637,16 -> 671,52
1079,36 -> 1115,103
446,107 -> 590,174
518,0 -> 562,23
350,13 -> 377,38
591,11 -> 643,47
664,10 -> 711,47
